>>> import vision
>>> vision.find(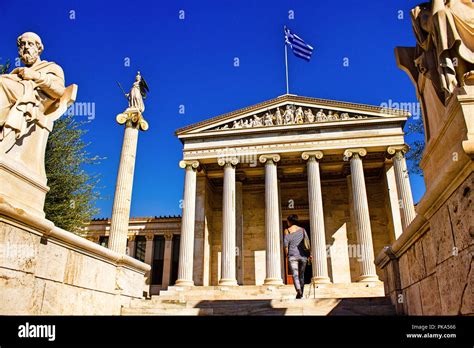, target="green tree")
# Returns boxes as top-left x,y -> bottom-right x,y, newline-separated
44,114 -> 101,234
0,60 -> 10,74
405,117 -> 425,176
